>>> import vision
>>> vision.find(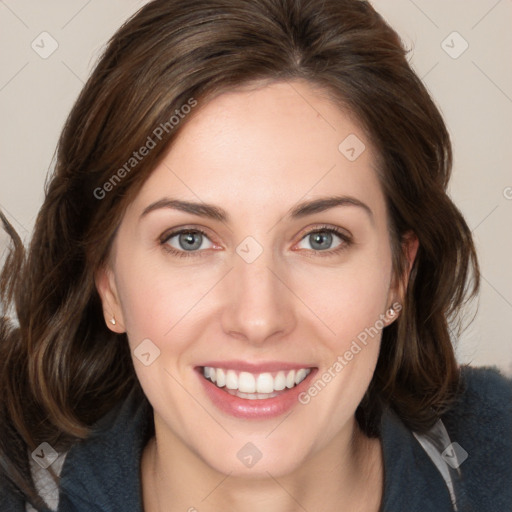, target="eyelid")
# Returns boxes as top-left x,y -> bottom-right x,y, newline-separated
295,223 -> 352,241
159,225 -> 215,244
293,224 -> 352,253
159,223 -> 353,258
159,226 -> 219,259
